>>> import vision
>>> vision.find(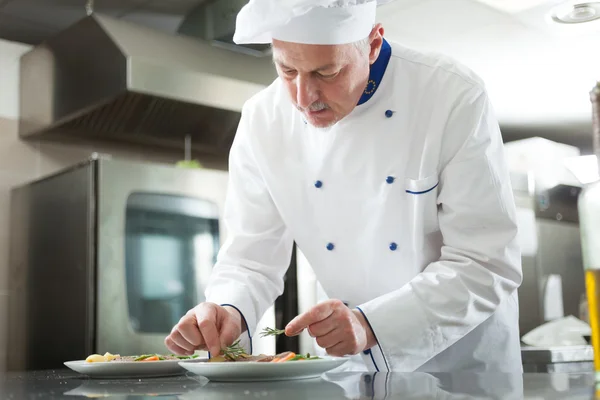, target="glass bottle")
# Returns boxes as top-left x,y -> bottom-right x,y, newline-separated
578,81 -> 600,379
